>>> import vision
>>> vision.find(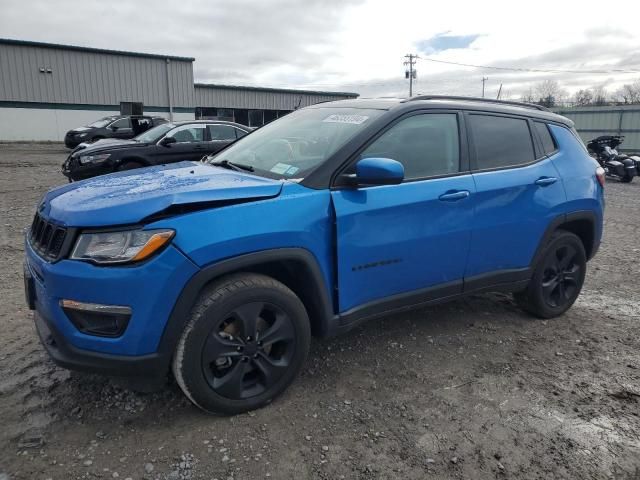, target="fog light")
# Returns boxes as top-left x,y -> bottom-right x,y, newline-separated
60,299 -> 131,337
